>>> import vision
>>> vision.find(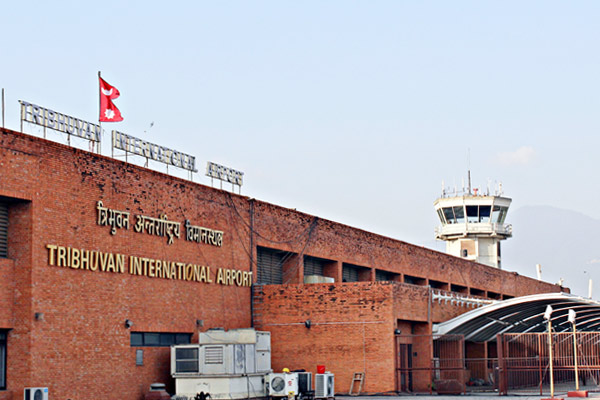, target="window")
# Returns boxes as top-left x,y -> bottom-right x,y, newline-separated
429,280 -> 448,290
0,331 -> 6,389
466,205 -> 478,223
404,275 -> 426,286
375,270 -> 397,281
442,208 -> 455,224
465,205 -> 492,223
257,247 -> 293,284
498,207 -> 508,224
479,205 -> 491,222
437,209 -> 447,225
453,206 -> 465,223
451,284 -> 468,294
492,206 -> 508,223
304,256 -> 325,276
130,332 -> 192,347
342,264 -> 359,282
